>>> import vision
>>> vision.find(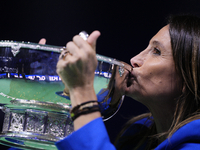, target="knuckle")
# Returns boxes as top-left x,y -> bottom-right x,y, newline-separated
87,50 -> 95,57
